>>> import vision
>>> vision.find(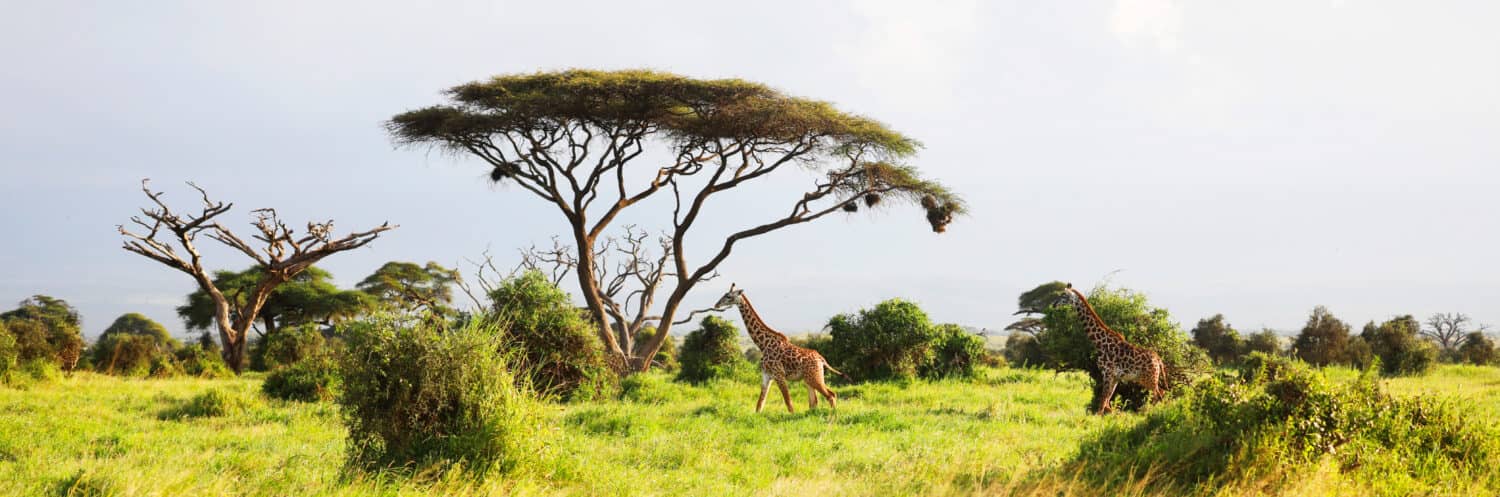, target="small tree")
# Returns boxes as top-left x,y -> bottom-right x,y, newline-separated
357,261 -> 460,317
1423,313 -> 1487,360
1292,306 -> 1351,367
0,295 -> 84,373
1243,329 -> 1283,357
91,313 -> 179,375
1359,315 -> 1437,376
178,266 -> 375,340
923,324 -> 985,379
1003,332 -> 1047,367
389,69 -> 964,373
1191,314 -> 1243,364
825,298 -> 938,381
676,316 -> 750,383
119,180 -> 392,373
1456,332 -> 1496,365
